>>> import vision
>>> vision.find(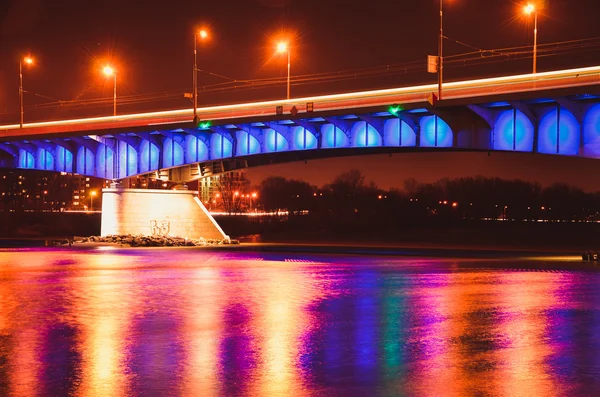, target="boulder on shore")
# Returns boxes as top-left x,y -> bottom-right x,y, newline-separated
73,234 -> 239,247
